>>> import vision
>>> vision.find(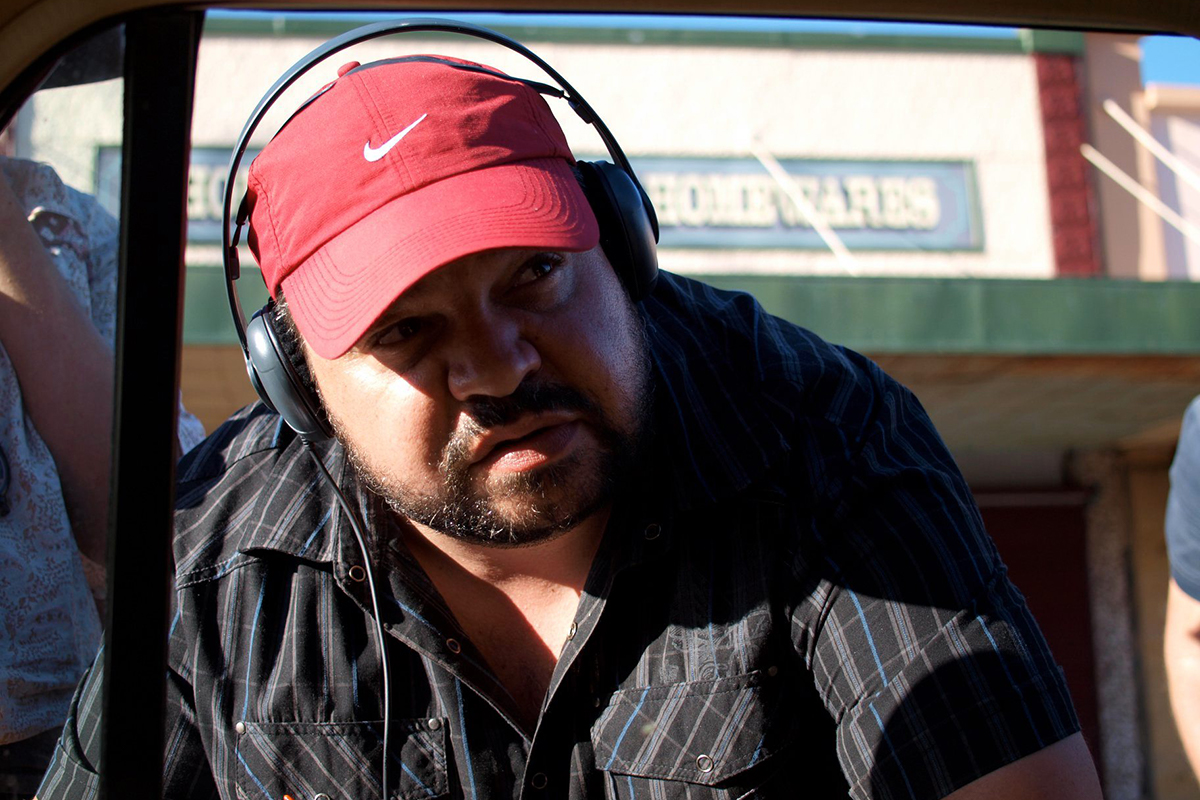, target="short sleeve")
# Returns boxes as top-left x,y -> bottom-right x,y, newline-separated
1167,397 -> 1200,600
36,647 -> 218,800
35,652 -> 103,800
798,357 -> 1080,800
